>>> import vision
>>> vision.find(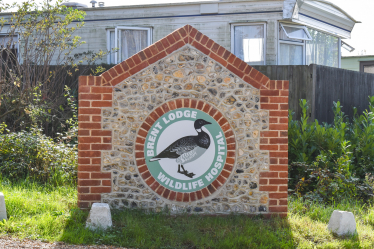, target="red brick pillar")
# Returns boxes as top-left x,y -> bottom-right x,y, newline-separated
77,75 -> 113,208
259,80 -> 289,217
